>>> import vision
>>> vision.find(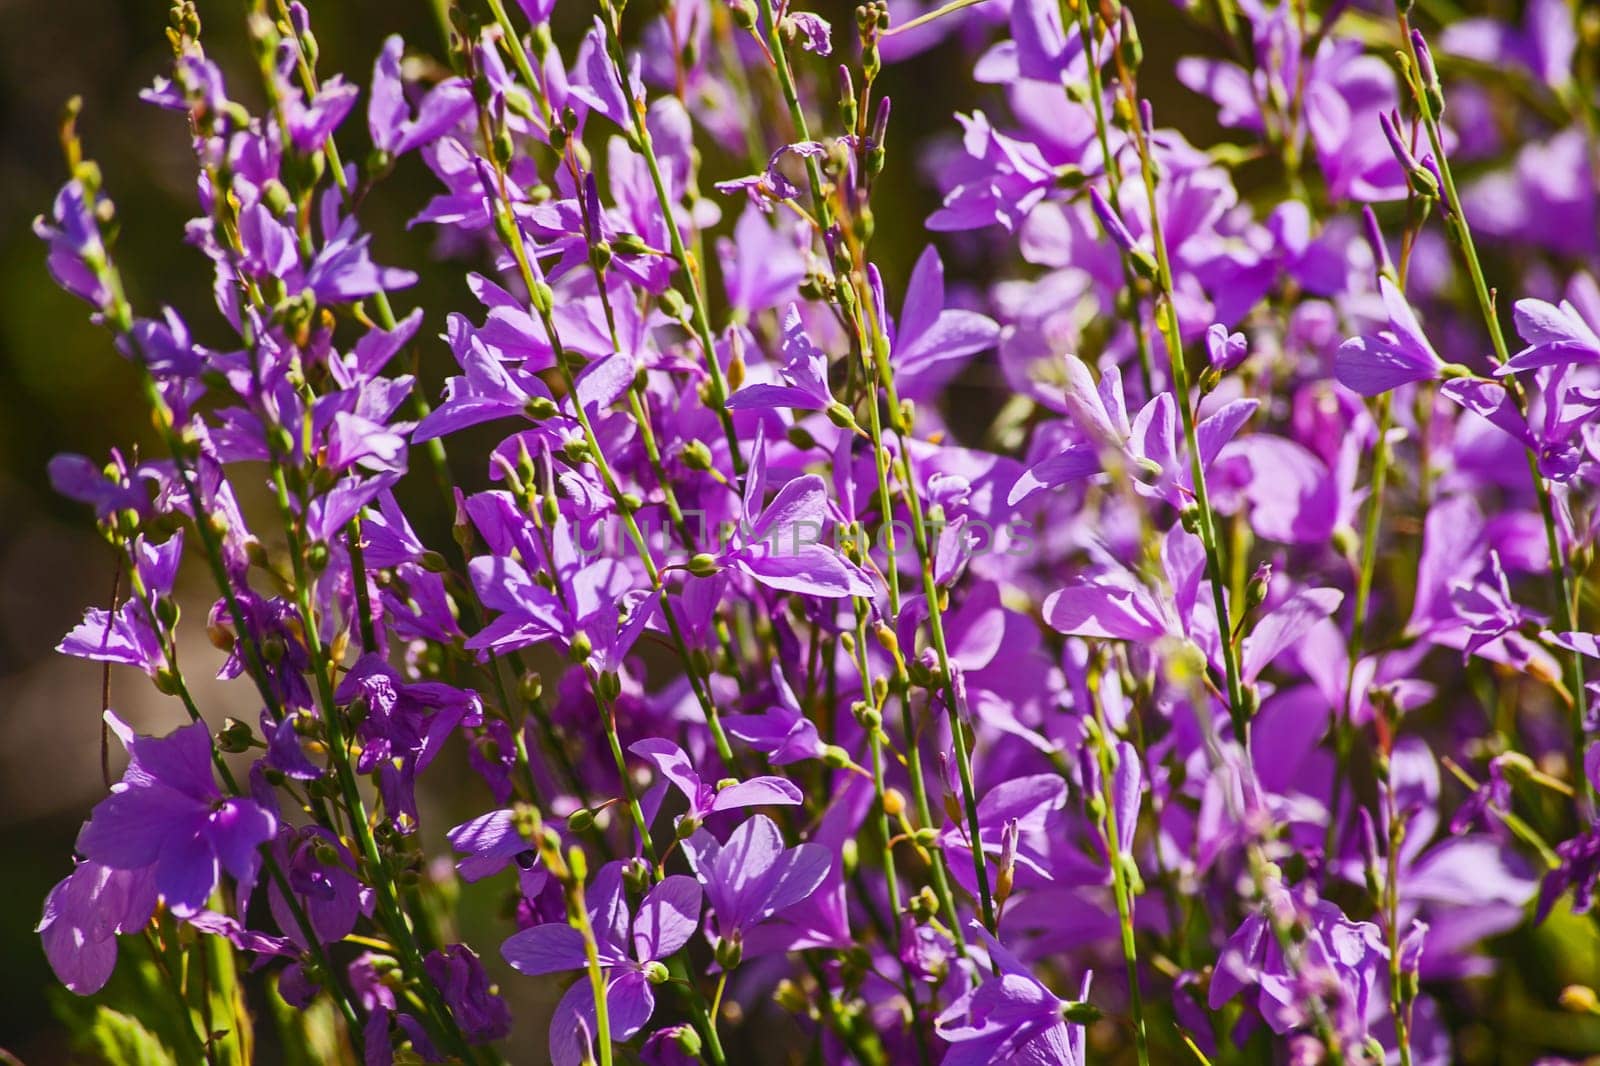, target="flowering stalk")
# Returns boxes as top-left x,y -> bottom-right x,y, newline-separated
1117,72 -> 1250,738
1396,17 -> 1588,730
750,0 -> 998,932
